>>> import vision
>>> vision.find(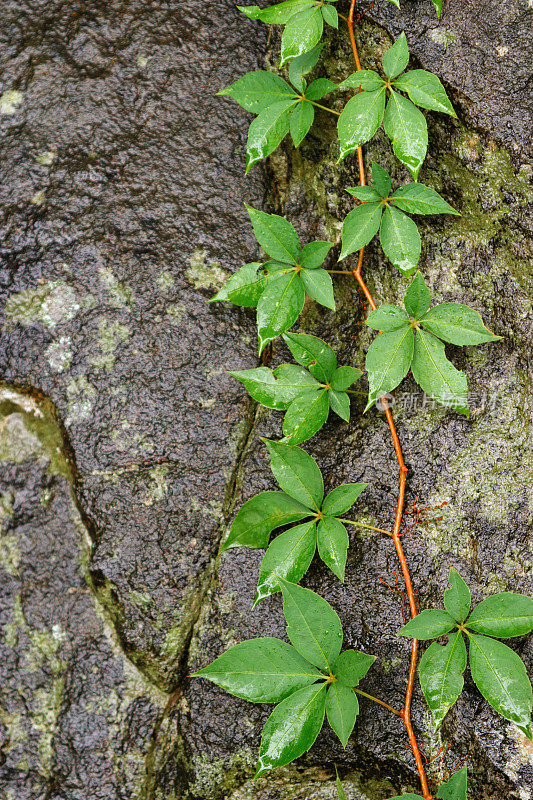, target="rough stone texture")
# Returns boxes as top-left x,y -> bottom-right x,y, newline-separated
0,1 -> 532,799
